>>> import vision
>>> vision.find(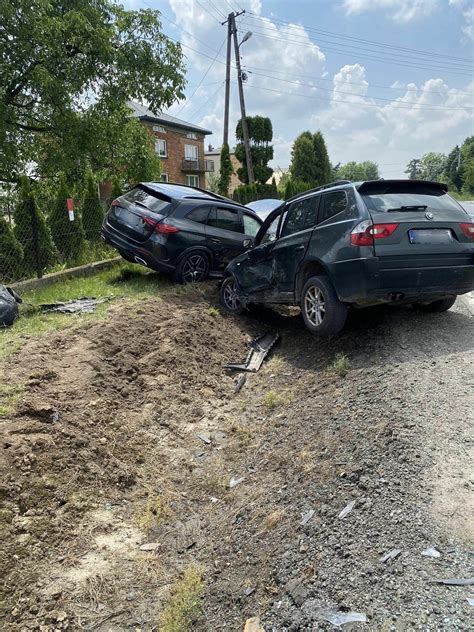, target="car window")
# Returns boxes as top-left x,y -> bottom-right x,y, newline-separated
186,207 -> 209,223
361,192 -> 462,213
122,186 -> 171,214
259,208 -> 288,244
319,191 -> 348,223
243,213 -> 261,237
208,207 -> 243,233
281,197 -> 319,237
